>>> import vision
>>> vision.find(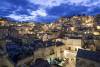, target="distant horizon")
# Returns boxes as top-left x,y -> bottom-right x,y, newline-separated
0,14 -> 99,23
0,0 -> 100,22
